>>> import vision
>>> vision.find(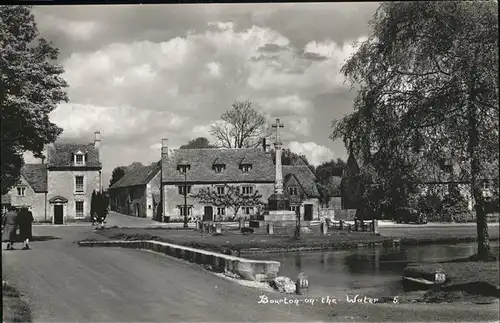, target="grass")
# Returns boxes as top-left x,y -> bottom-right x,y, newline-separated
90,227 -> 393,255
404,260 -> 500,303
2,281 -> 32,323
